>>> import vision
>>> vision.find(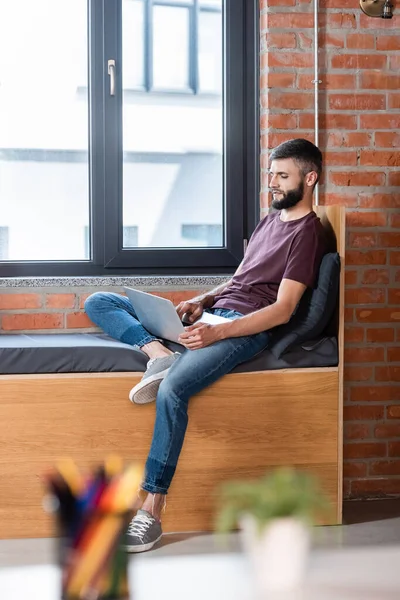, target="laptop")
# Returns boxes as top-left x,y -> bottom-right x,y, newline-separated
124,287 -> 230,343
